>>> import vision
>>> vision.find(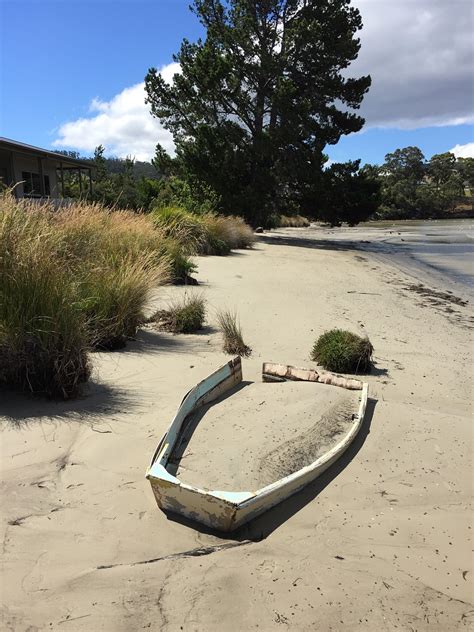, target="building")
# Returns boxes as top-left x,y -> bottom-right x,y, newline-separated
0,137 -> 93,200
